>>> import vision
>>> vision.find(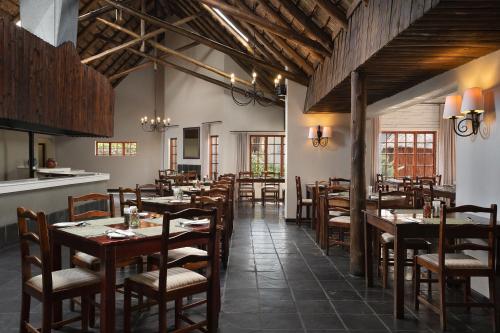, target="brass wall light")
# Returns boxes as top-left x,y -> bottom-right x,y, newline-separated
308,126 -> 332,147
